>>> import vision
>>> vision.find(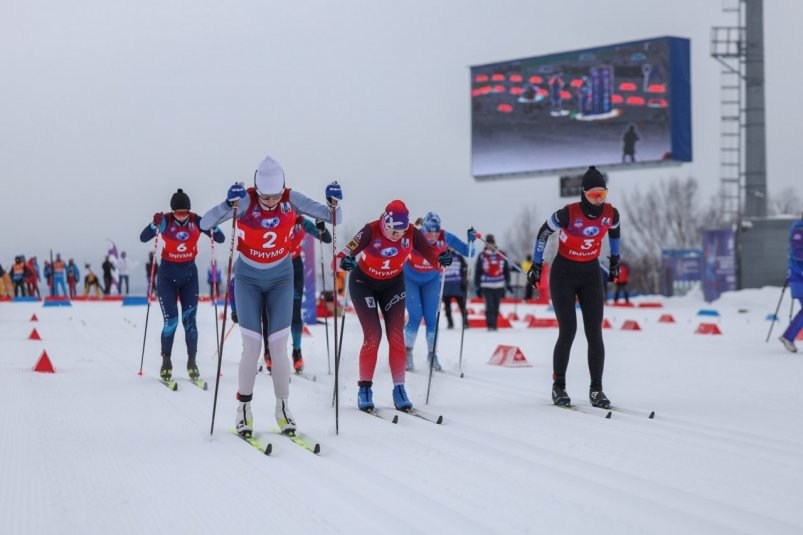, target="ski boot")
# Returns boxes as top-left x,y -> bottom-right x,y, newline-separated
779,335 -> 798,353
187,356 -> 200,380
551,383 -> 571,406
160,353 -> 173,381
275,398 -> 296,435
589,389 -> 611,409
392,384 -> 413,411
292,348 -> 304,373
235,396 -> 253,438
357,381 -> 374,411
405,346 -> 415,371
427,351 -> 443,372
